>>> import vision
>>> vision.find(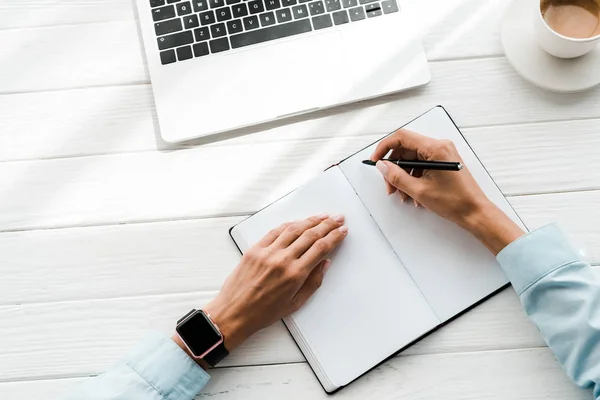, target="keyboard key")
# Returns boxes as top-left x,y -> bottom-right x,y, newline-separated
157,30 -> 194,49
312,14 -> 332,29
342,0 -> 357,7
153,5 -> 177,21
276,7 -> 293,22
193,42 -> 210,56
210,22 -> 227,37
216,6 -> 233,20
177,45 -> 194,60
227,0 -> 242,3
259,11 -> 276,26
264,0 -> 281,10
227,19 -> 244,33
292,4 -> 308,18
176,1 -> 193,15
243,15 -> 260,29
348,5 -> 364,20
209,0 -> 225,7
193,0 -> 209,11
200,10 -> 216,24
381,0 -> 398,13
155,18 -> 183,35
325,0 -> 341,11
194,26 -> 211,40
160,49 -> 177,64
167,0 -> 182,3
151,0 -> 166,7
282,0 -> 297,5
248,0 -> 265,13
230,18 -> 311,48
299,0 -> 311,3
308,1 -> 324,15
332,9 -> 349,24
209,37 -> 230,53
232,3 -> 248,16
365,3 -> 382,17
183,14 -> 200,28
